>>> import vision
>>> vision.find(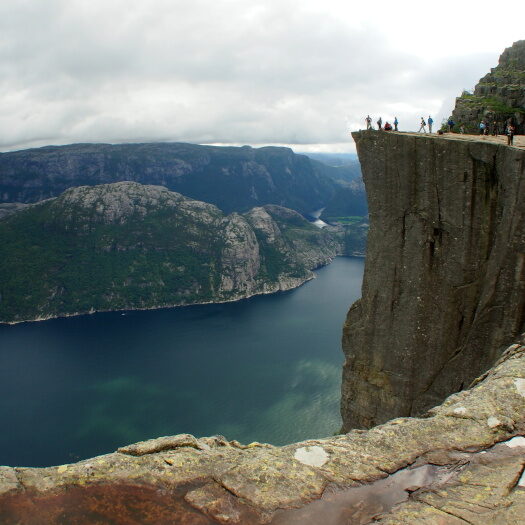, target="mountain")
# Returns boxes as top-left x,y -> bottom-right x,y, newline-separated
451,39 -> 525,133
0,182 -> 339,323
0,202 -> 29,220
0,142 -> 367,218
301,152 -> 362,182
